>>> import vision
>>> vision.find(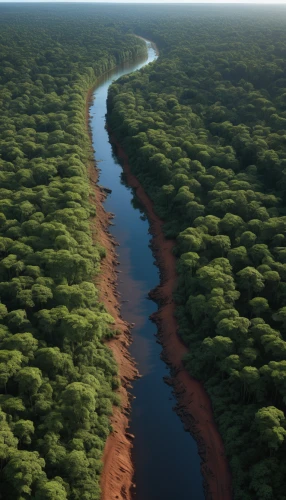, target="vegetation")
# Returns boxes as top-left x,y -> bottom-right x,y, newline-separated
0,6 -> 146,499
107,7 -> 286,499
3,3 -> 286,498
